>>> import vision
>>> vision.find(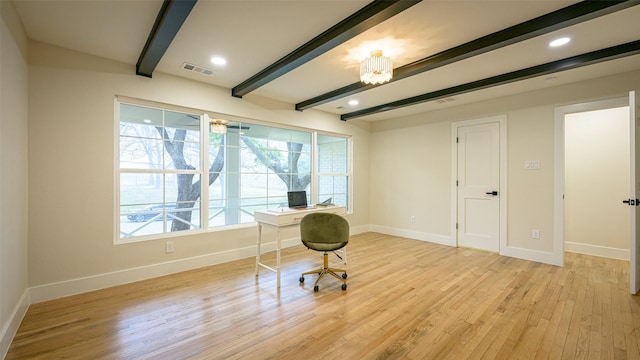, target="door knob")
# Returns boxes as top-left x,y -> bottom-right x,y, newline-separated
486,191 -> 498,196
